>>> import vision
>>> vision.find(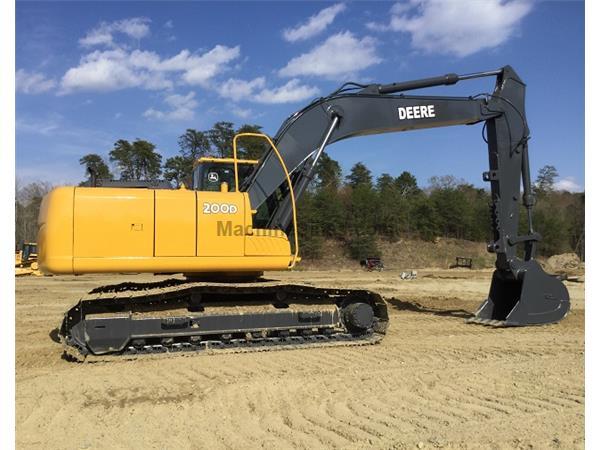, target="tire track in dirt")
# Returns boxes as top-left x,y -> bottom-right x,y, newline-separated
16,271 -> 585,449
